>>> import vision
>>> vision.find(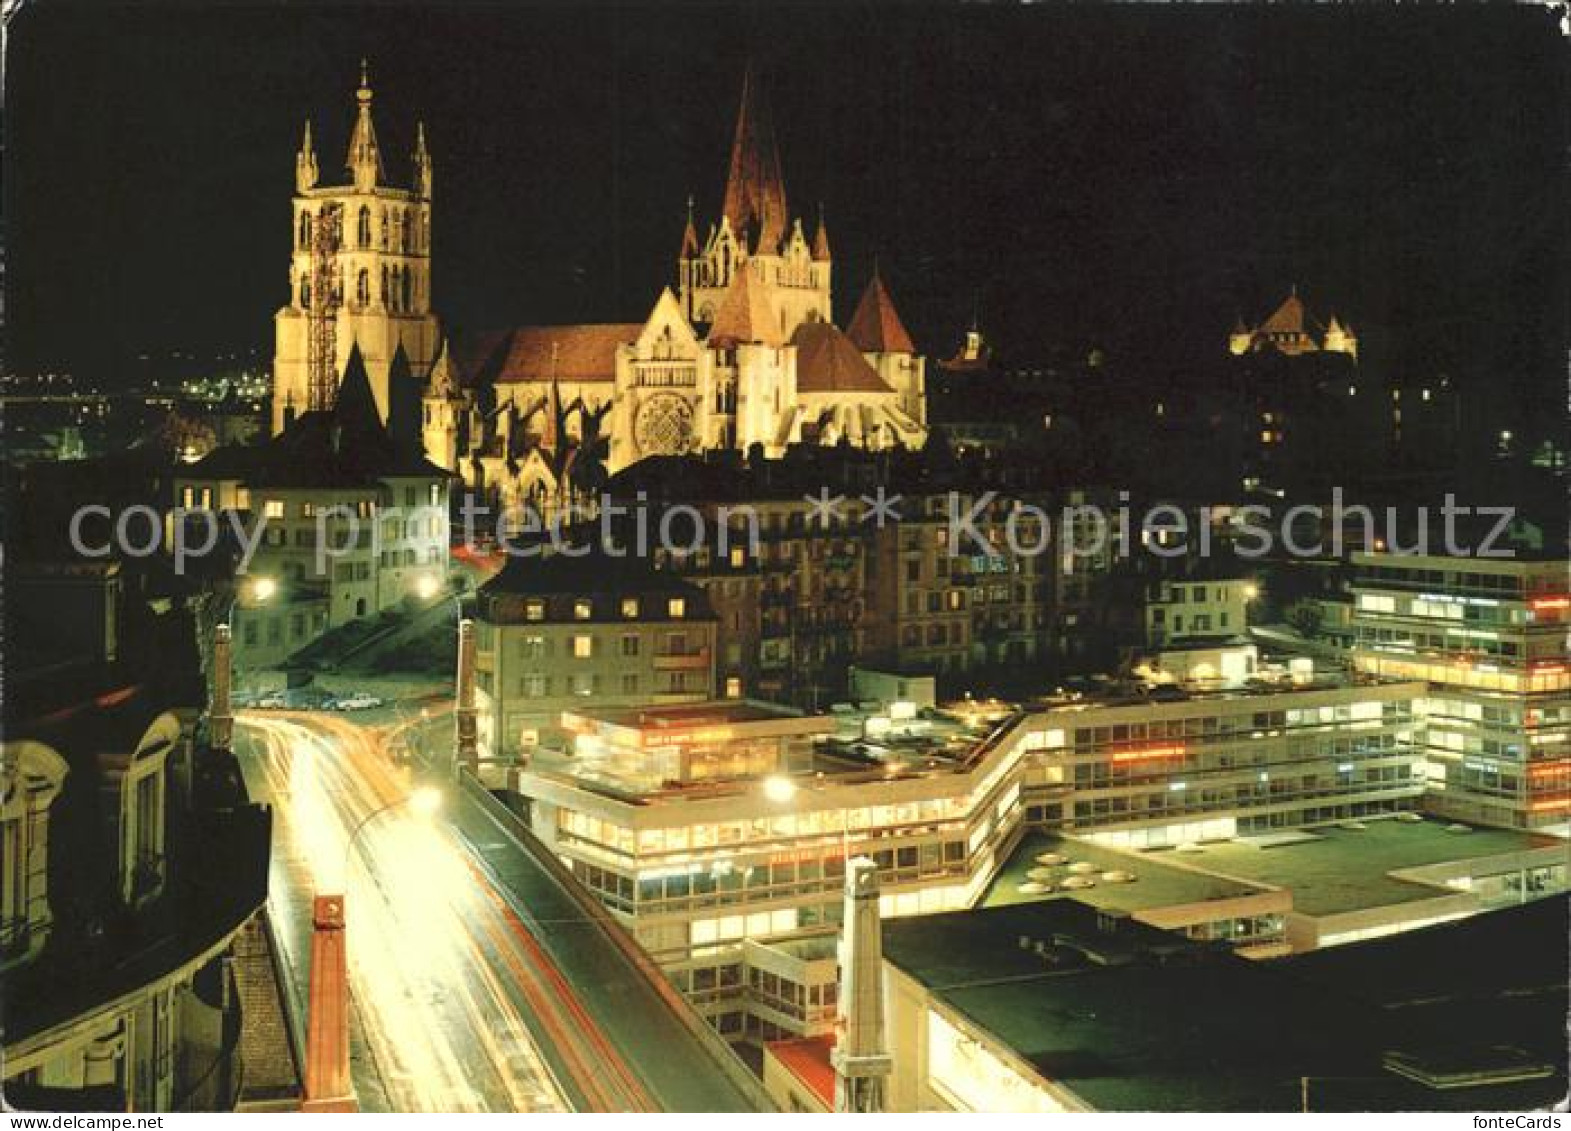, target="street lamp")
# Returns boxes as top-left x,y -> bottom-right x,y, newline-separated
415,573 -> 441,602
249,575 -> 278,605
341,785 -> 444,880
210,575 -> 276,750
